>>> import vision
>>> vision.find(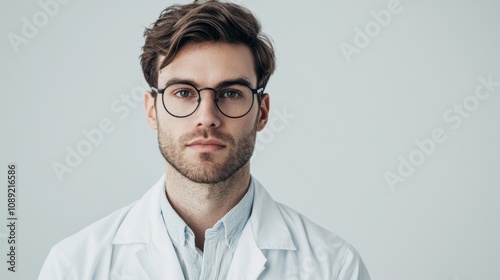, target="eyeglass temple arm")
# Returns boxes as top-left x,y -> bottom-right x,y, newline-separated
151,87 -> 164,94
